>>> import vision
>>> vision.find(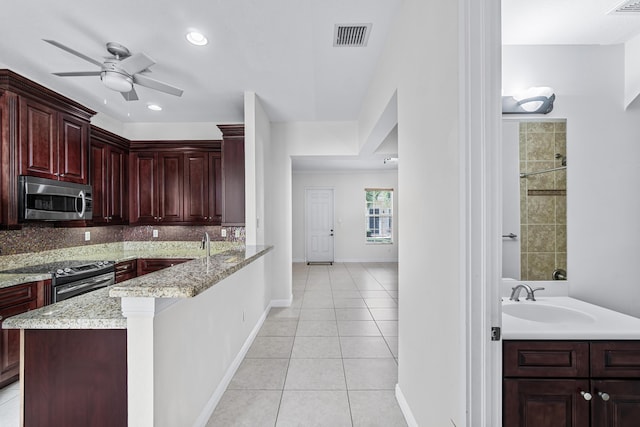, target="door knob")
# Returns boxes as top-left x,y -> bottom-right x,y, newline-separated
580,391 -> 592,401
